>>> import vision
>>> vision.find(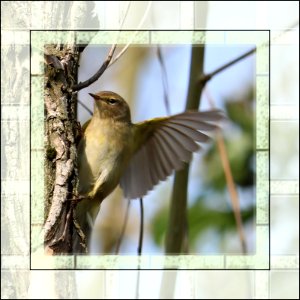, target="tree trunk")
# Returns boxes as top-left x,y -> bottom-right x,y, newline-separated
43,42 -> 83,254
165,45 -> 206,254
